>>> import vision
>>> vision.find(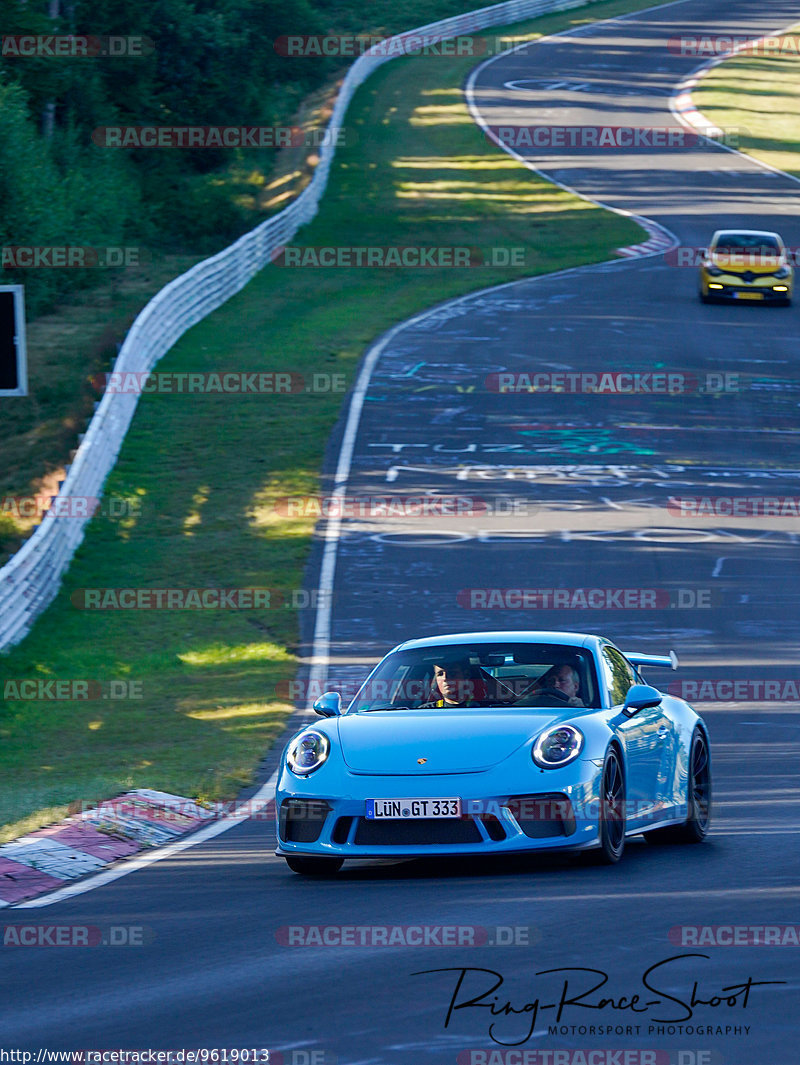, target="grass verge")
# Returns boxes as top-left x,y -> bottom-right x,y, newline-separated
0,0 -> 658,841
691,27 -> 800,179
